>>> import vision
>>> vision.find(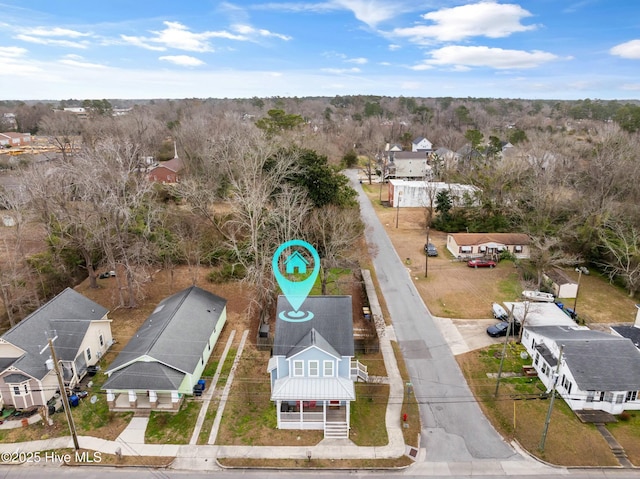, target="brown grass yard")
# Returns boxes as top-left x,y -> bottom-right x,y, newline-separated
361,183 -> 639,323
456,344 -> 618,467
